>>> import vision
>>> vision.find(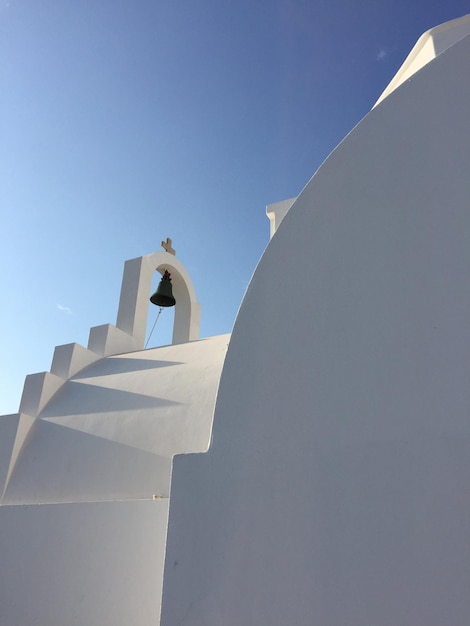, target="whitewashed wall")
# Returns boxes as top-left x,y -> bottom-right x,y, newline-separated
0,335 -> 228,626
0,500 -> 168,626
161,30 -> 470,625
